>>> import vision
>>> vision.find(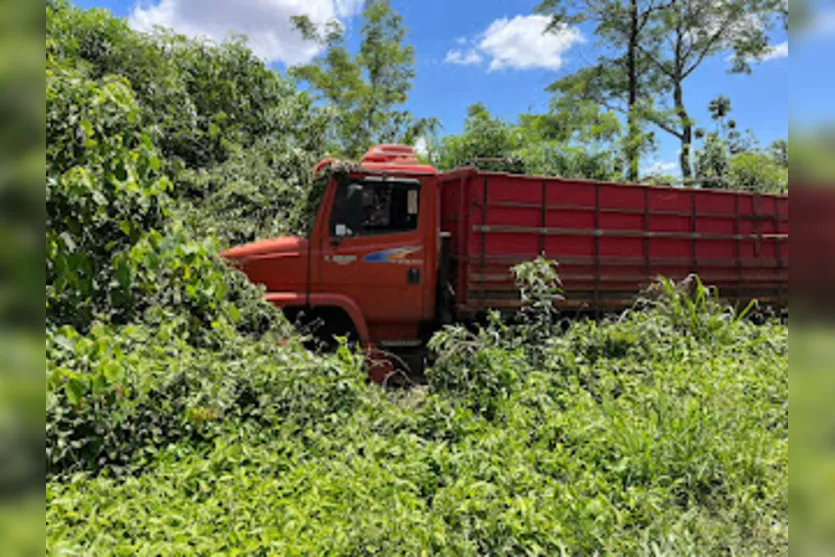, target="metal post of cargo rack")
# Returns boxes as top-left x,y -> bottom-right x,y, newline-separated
734,194 -> 741,299
774,195 -> 782,304
594,182 -> 601,314
540,180 -> 547,255
690,189 -> 697,276
753,193 -> 761,258
458,175 -> 466,313
480,176 -> 489,311
643,187 -> 650,285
